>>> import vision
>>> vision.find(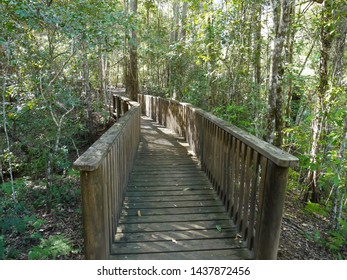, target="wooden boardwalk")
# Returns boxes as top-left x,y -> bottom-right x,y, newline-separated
111,116 -> 253,260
